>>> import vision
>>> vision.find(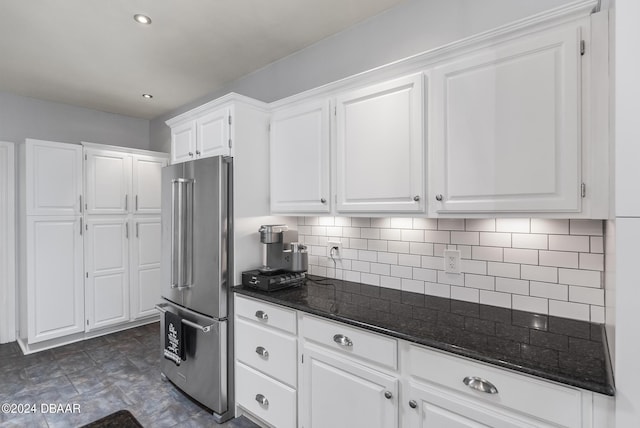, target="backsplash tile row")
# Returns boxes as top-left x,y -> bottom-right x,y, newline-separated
297,217 -> 605,323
